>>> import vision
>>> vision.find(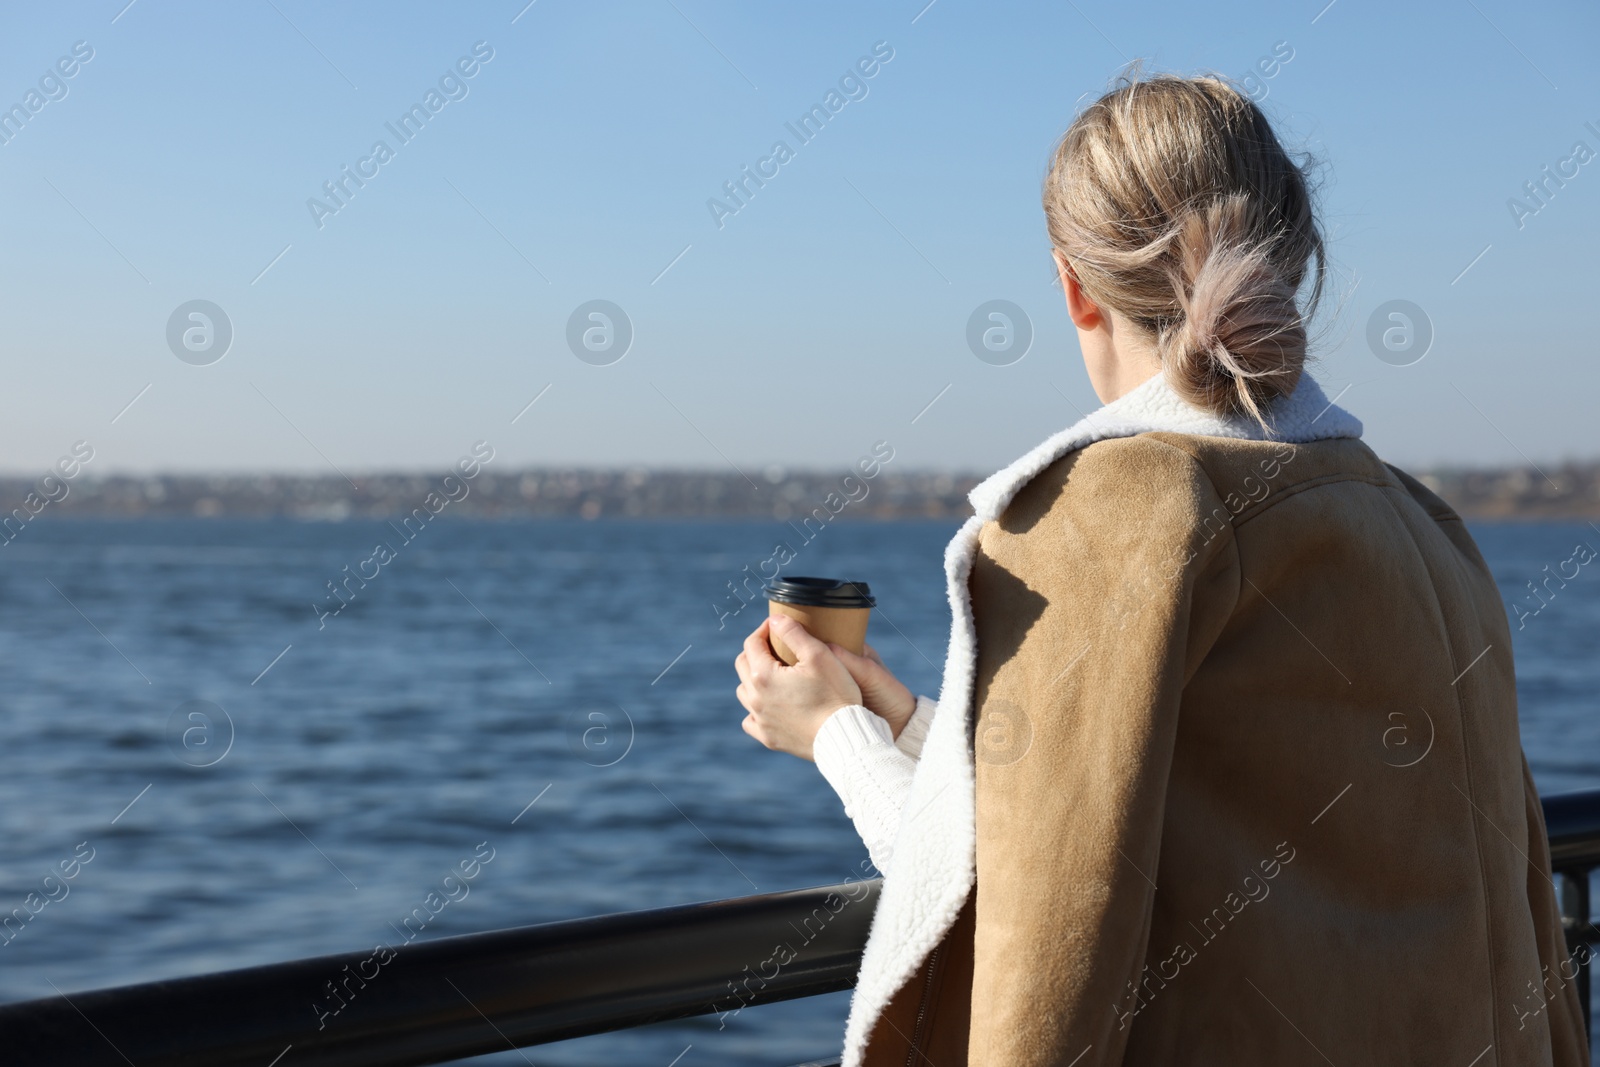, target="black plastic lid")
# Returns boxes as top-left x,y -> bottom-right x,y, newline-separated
764,576 -> 875,608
